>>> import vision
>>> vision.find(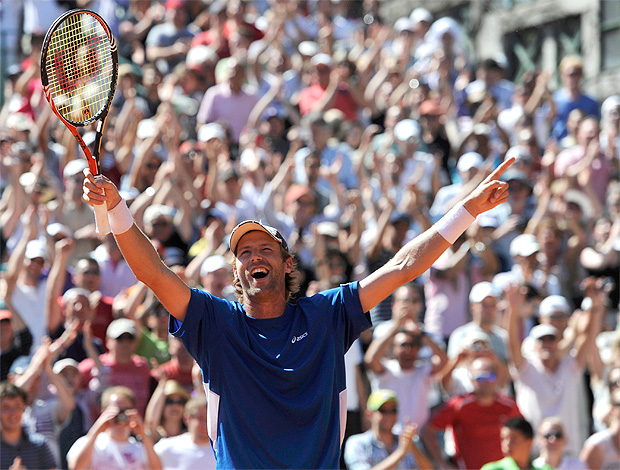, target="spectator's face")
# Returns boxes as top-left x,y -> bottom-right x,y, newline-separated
106,394 -> 135,433
501,427 -> 532,462
537,422 -> 567,455
163,394 -> 187,421
303,154 -> 321,183
314,65 -> 331,87
0,319 -> 14,348
371,400 -> 398,433
108,332 -> 138,357
470,359 -> 498,396
73,260 -> 101,292
539,311 -> 569,334
289,195 -> 316,227
0,396 -> 26,433
148,216 -> 174,242
59,367 -> 81,392
534,334 -> 559,360
25,256 -> 45,278
217,176 -> 241,201
201,267 -> 232,297
471,297 -> 498,327
392,286 -> 422,321
576,118 -> 599,148
561,65 -> 582,90
186,406 -> 208,439
392,332 -> 420,365
65,172 -> 85,199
